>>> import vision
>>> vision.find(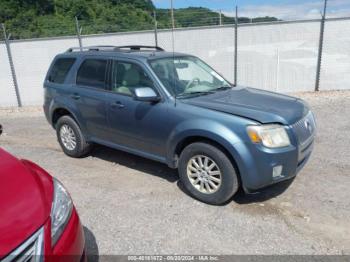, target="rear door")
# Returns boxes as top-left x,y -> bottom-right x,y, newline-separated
73,57 -> 110,140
